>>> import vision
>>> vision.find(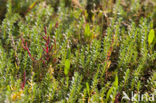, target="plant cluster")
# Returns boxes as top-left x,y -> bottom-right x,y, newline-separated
0,0 -> 155,103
